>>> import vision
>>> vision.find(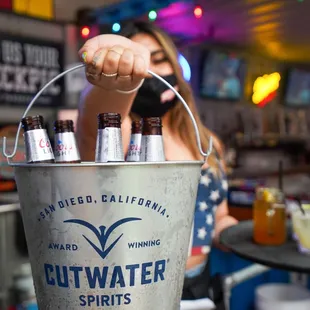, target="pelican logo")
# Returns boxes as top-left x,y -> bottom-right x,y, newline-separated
64,217 -> 142,259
